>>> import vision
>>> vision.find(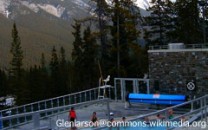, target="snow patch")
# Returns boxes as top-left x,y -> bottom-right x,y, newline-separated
135,0 -> 151,10
0,0 -> 11,18
38,4 -> 65,18
21,1 -> 39,13
73,0 -> 90,8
